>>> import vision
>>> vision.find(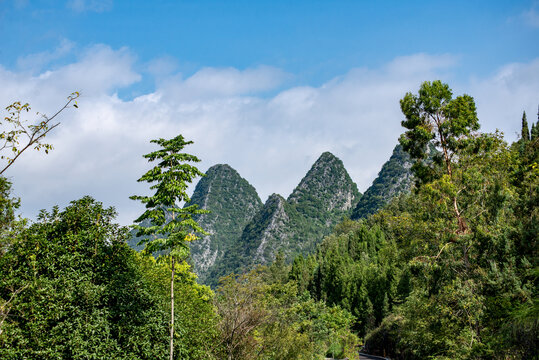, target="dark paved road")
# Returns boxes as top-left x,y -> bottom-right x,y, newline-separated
325,353 -> 389,360
358,352 -> 390,360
